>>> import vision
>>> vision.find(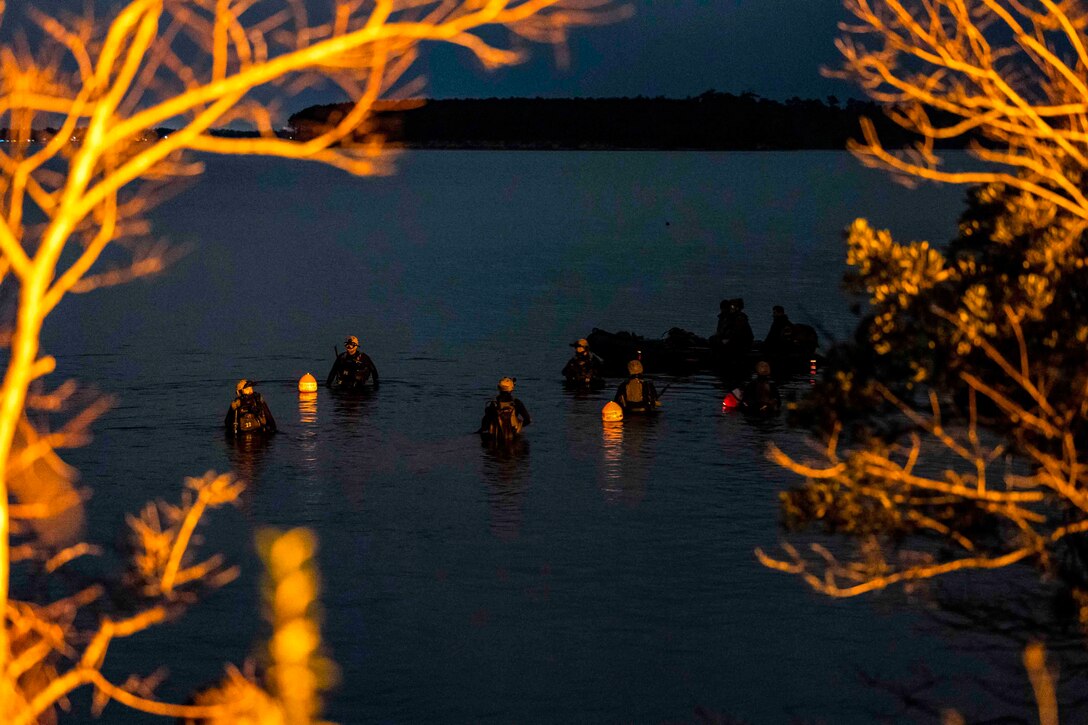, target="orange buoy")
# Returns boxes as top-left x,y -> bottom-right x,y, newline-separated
601,401 -> 624,422
298,373 -> 318,393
